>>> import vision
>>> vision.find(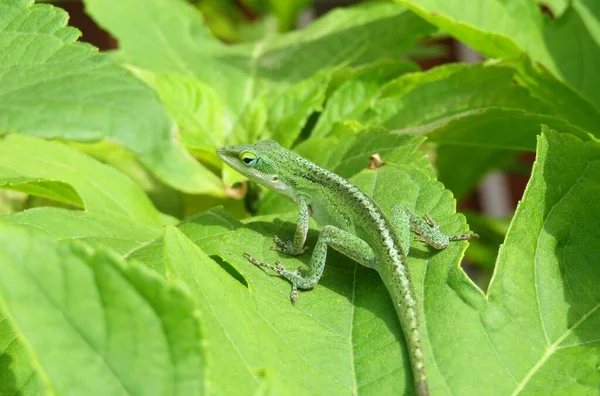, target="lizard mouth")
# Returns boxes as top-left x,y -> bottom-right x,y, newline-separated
216,146 -> 236,164
216,145 -> 248,175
